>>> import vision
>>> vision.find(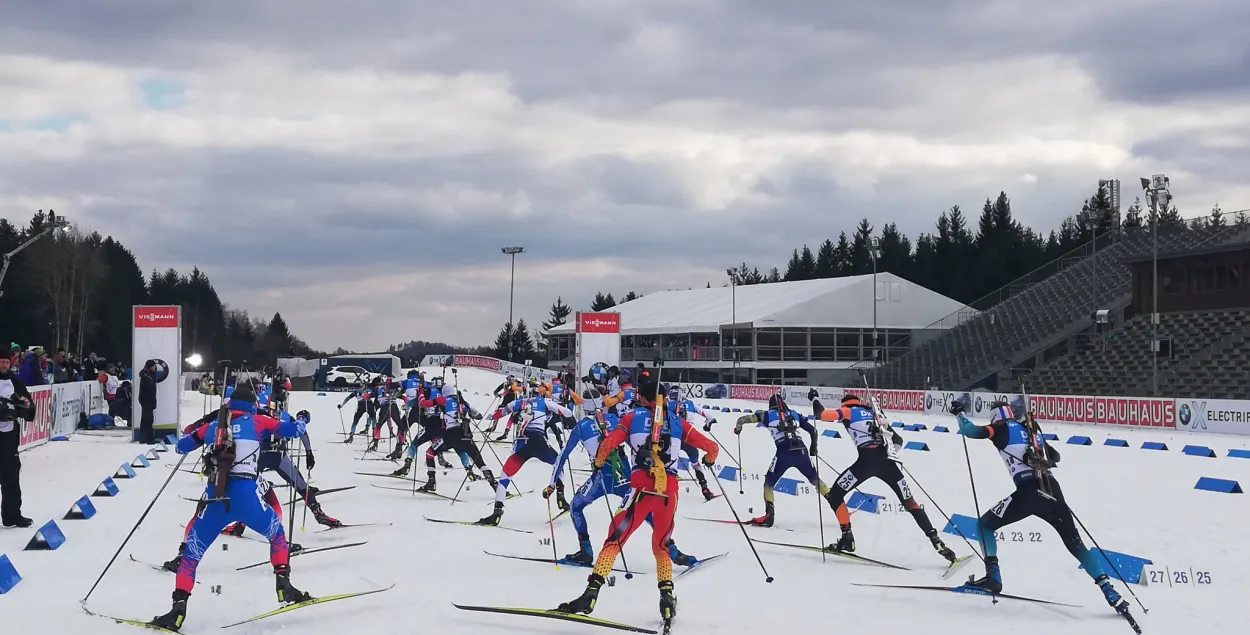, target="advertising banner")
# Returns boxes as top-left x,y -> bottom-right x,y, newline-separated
51,381 -> 90,436
18,386 -> 53,452
1175,398 -> 1250,435
452,355 -> 502,372
574,312 -> 621,384
925,390 -> 967,416
132,305 -> 182,430
840,387 -> 926,412
730,384 -> 783,402
1094,396 -> 1174,428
